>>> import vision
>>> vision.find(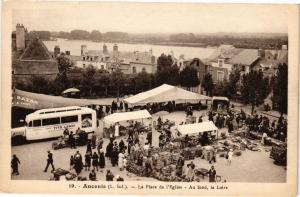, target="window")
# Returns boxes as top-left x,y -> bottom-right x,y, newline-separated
83,64 -> 86,68
217,71 -> 224,82
33,120 -> 41,127
61,116 -> 78,124
132,66 -> 137,74
81,114 -> 92,128
218,59 -> 224,68
101,65 -> 104,70
83,57 -> 85,61
42,117 -> 60,126
142,67 -> 146,72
